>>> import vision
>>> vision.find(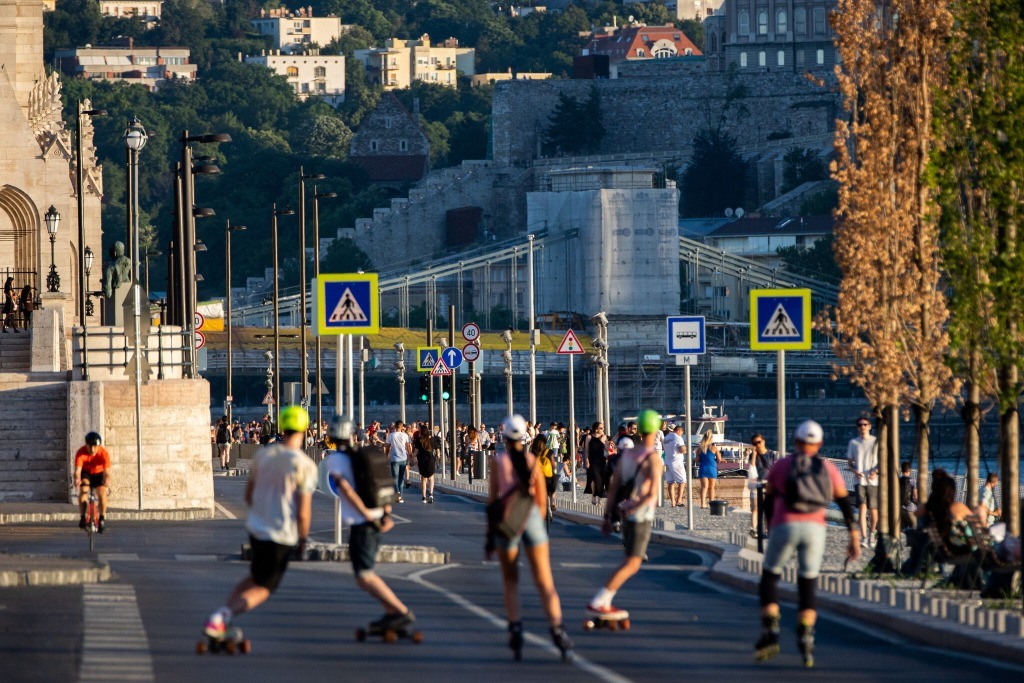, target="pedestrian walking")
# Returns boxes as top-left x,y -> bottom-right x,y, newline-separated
416,429 -> 436,503
385,421 -> 411,502
898,461 -> 918,531
663,424 -> 688,507
485,414 -> 573,662
2,277 -> 17,333
215,416 -> 231,470
754,420 -> 859,668
847,417 -> 879,547
584,422 -> 608,504
695,430 -> 721,508
202,406 -> 317,642
587,409 -> 665,626
749,433 -> 778,534
324,416 -> 415,634
18,284 -> 32,329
